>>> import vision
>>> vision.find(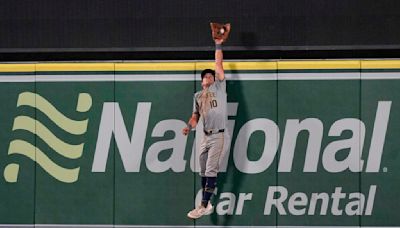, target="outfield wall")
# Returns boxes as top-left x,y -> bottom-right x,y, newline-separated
1,60 -> 400,227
